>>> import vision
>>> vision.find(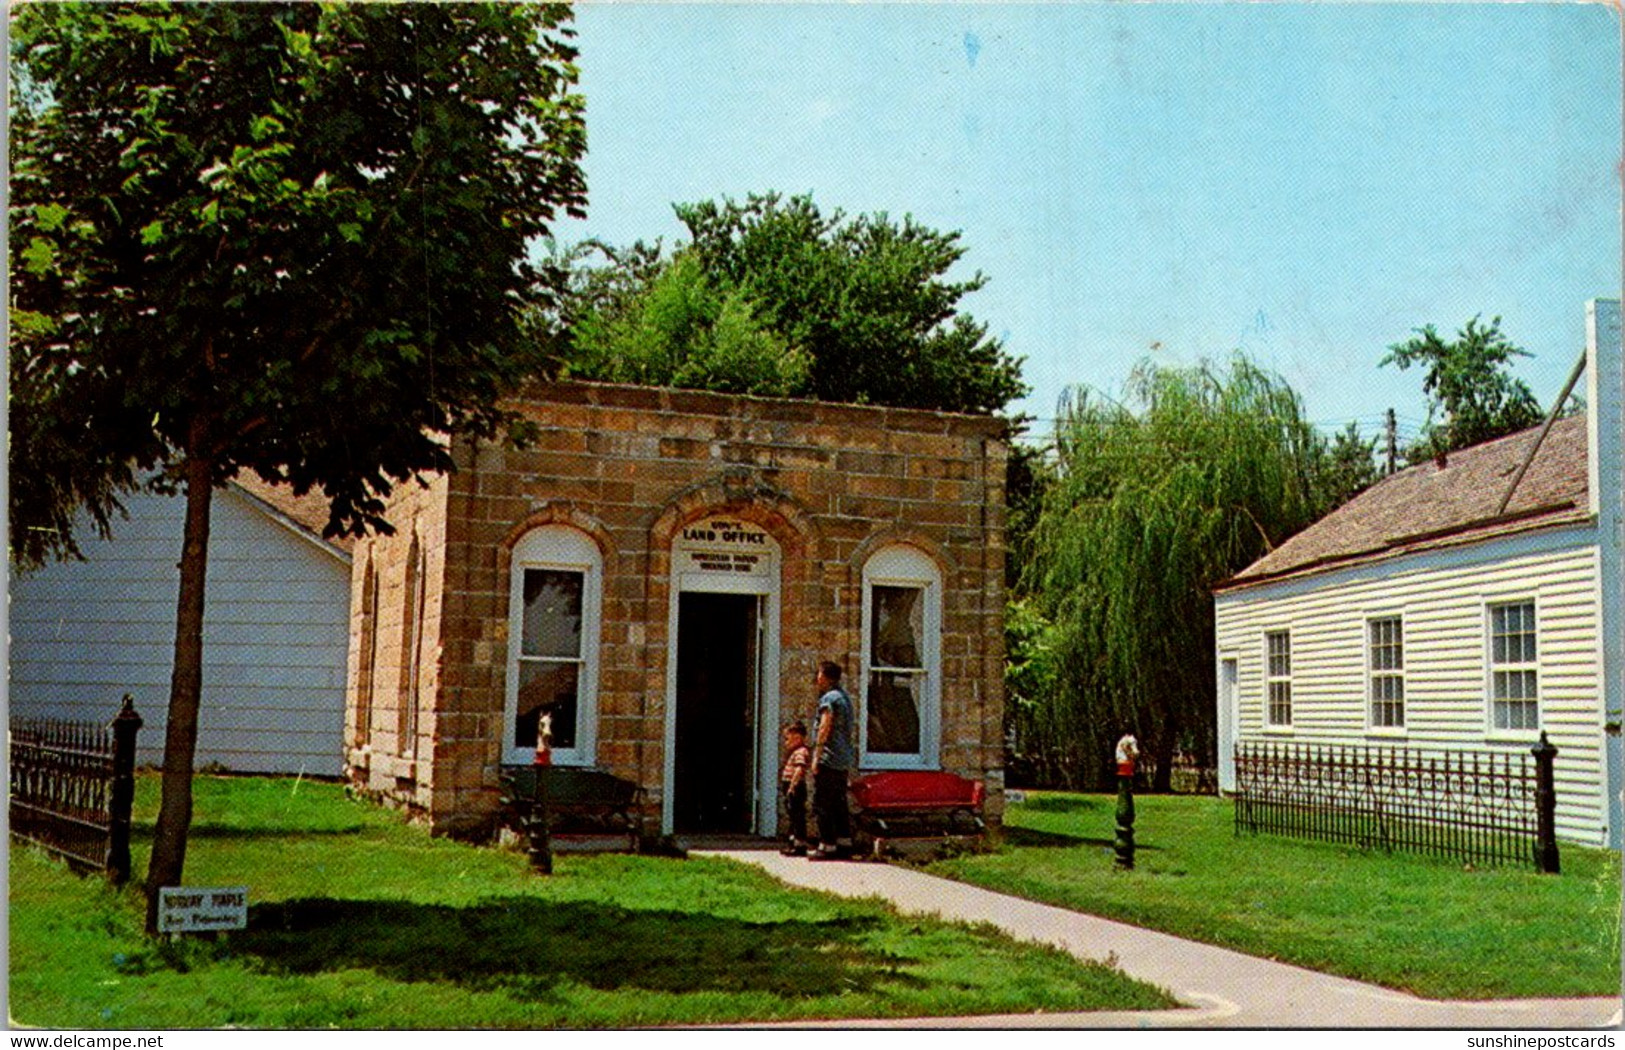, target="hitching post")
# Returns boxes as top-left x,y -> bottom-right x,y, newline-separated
107,695 -> 143,885
1532,732 -> 1560,874
530,717 -> 554,875
1114,732 -> 1138,870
